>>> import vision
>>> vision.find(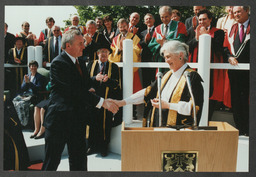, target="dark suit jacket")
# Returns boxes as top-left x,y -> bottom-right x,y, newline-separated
185,16 -> 197,43
44,51 -> 101,129
43,36 -> 62,63
5,32 -> 16,62
20,72 -> 45,95
225,23 -> 250,63
140,26 -> 155,62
